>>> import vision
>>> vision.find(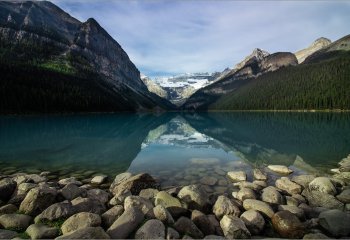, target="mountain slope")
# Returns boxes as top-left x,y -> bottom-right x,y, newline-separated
210,36 -> 350,110
295,37 -> 331,63
304,34 -> 350,63
141,74 -> 168,99
0,1 -> 174,113
182,50 -> 298,110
